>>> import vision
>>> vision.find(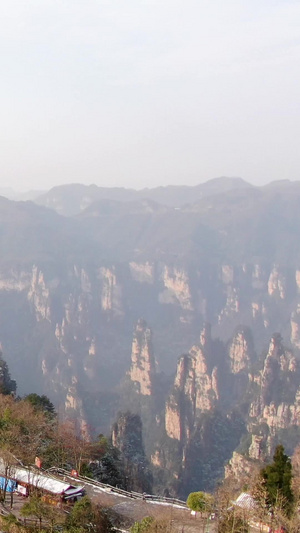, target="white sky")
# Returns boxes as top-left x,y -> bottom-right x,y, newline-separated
1,0 -> 300,191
